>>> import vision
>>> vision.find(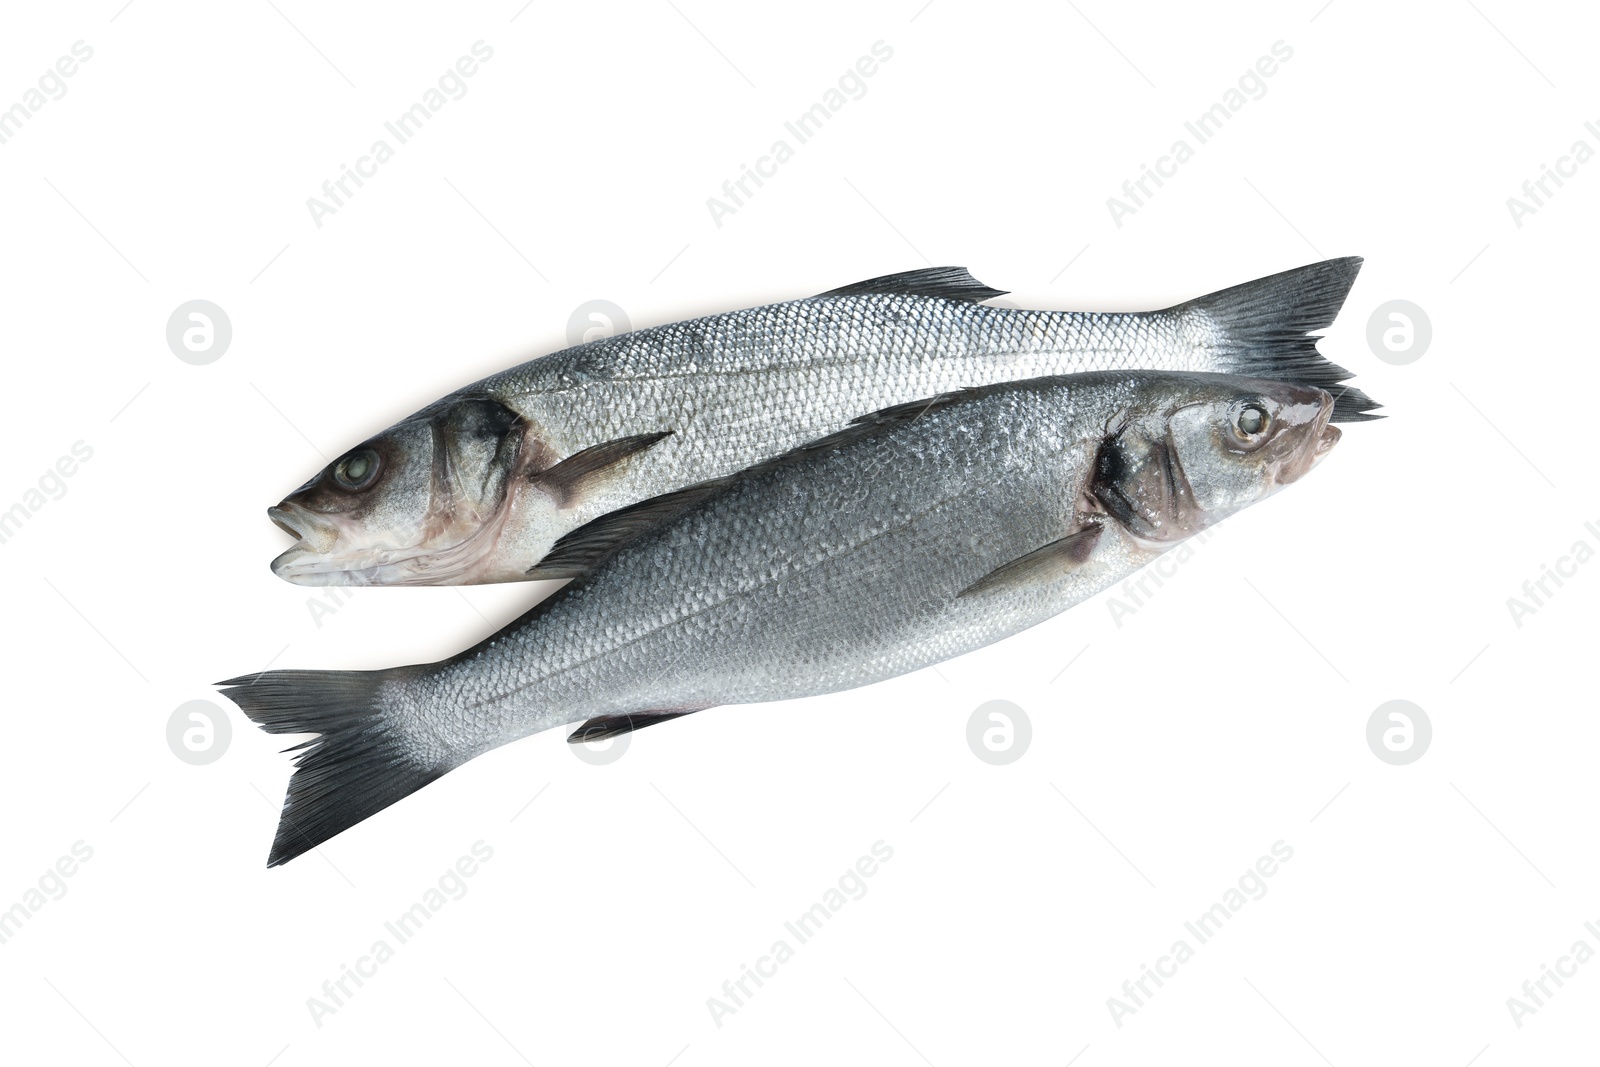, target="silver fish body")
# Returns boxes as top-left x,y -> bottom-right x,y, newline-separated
268,261 -> 1373,585
227,370 -> 1343,864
